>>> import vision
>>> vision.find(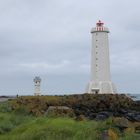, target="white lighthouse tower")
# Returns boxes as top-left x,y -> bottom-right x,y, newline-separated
34,76 -> 41,96
86,20 -> 116,94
